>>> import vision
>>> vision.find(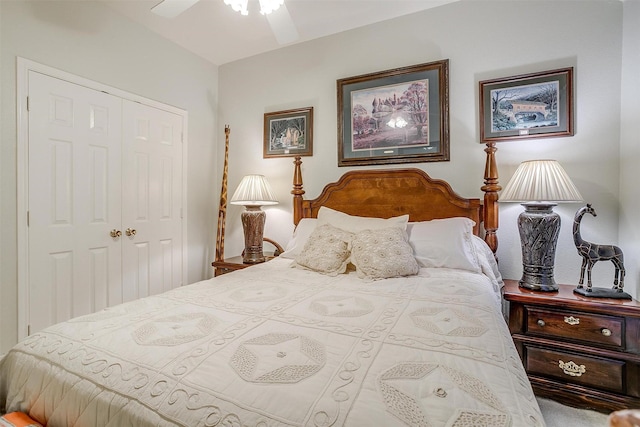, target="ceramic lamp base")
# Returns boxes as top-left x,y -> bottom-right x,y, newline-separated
240,206 -> 266,264
517,203 -> 560,292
